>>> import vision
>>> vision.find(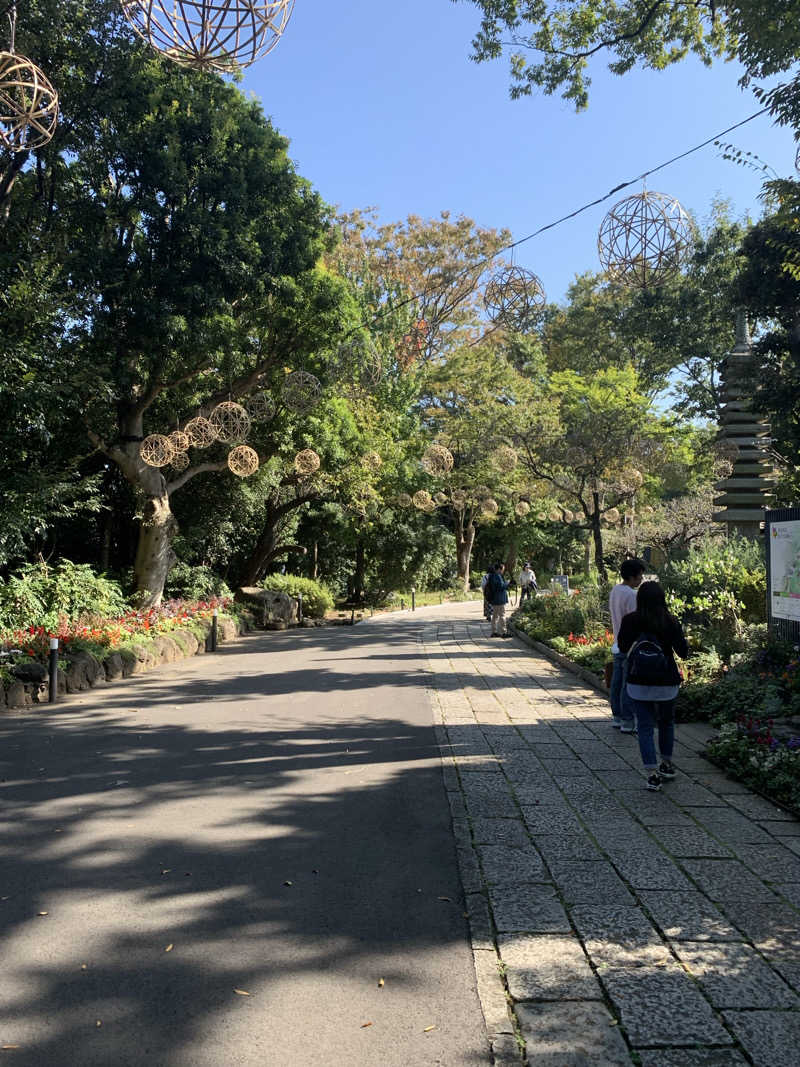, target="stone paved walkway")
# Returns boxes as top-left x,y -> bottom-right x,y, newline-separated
422,615 -> 800,1066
